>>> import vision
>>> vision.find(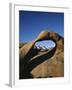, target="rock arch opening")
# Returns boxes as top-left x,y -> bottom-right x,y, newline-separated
34,40 -> 55,51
